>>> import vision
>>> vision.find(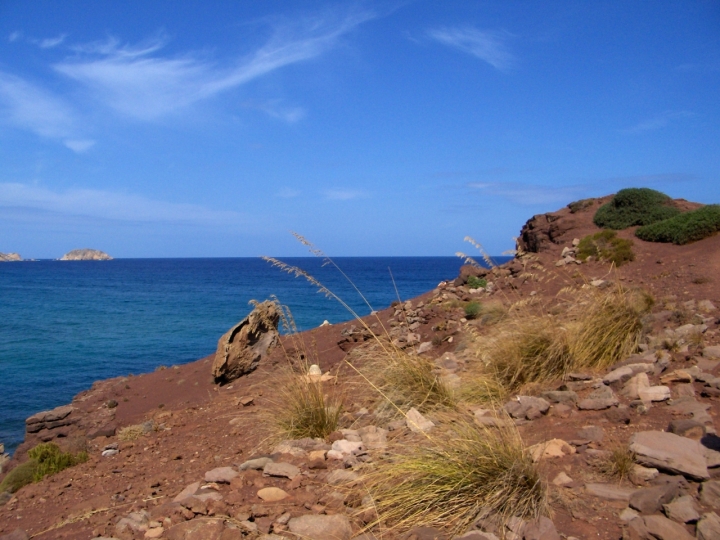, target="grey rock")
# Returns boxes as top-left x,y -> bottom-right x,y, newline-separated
642,514 -> 694,540
629,483 -> 679,514
540,390 -> 578,404
585,483 -> 635,501
669,397 -> 713,425
503,396 -> 550,419
239,457 -> 273,470
704,345 -> 720,359
700,480 -> 720,508
522,517 -> 561,540
357,425 -> 388,449
203,466 -> 238,483
629,430 -> 709,480
629,465 -> 659,484
263,461 -> 300,480
577,397 -> 618,410
165,518 -> 224,540
406,407 -> 435,432
287,514 -> 352,540
638,386 -> 671,402
621,372 -> 650,400
619,508 -> 640,522
697,512 -> 720,540
667,419 -> 706,440
663,495 -> 700,523
212,300 -> 280,383
173,482 -> 200,502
